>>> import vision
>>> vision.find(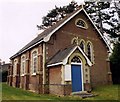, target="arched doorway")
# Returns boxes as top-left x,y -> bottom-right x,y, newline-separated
71,56 -> 83,92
